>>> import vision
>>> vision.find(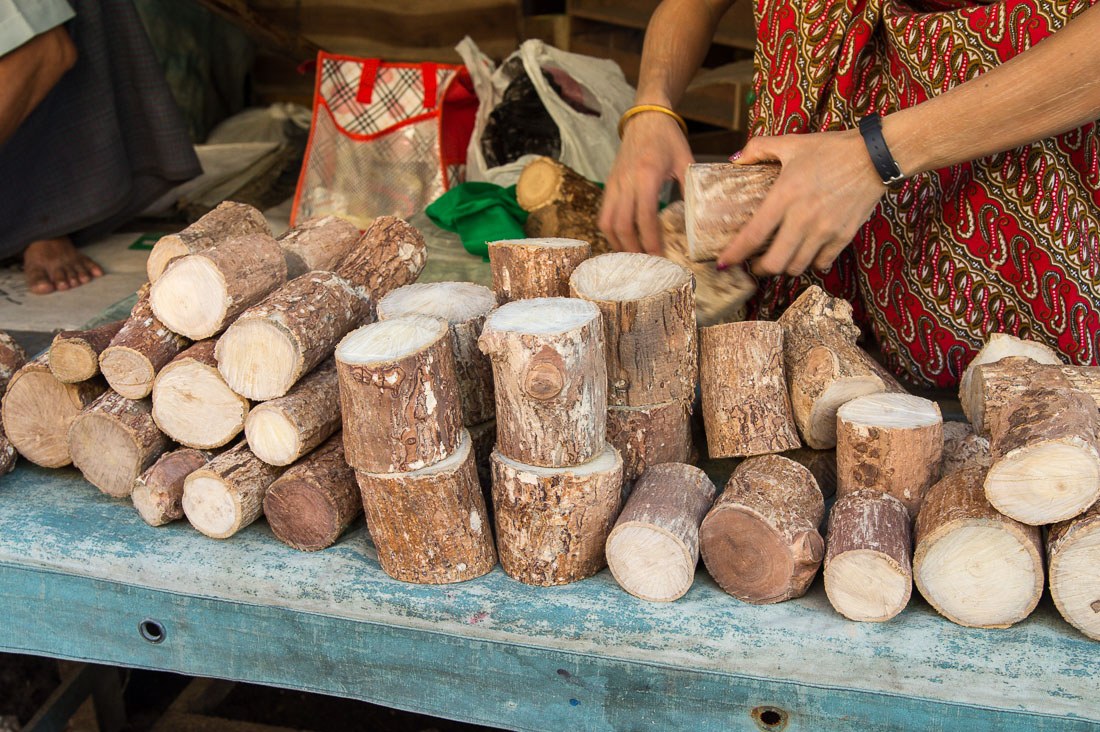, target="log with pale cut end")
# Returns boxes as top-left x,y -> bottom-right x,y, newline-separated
983,386 -> 1100,526
491,444 -> 622,586
824,490 -> 912,623
244,359 -> 340,467
277,214 -> 362,278
99,284 -> 191,399
0,330 -> 27,391
941,421 -> 991,476
700,455 -> 824,604
784,448 -> 837,499
836,393 -> 943,518
1,355 -> 106,468
146,201 -> 270,282
182,440 -> 285,539
216,271 -> 369,401
487,238 -> 590,303
132,448 -> 213,526
569,252 -> 697,407
151,340 -> 249,449
959,332 -> 1062,428
336,316 -> 461,473
972,358 -> 1100,435
684,162 -> 780,262
48,320 -> 125,383
333,215 -> 427,303
914,466 -> 1044,628
264,434 -> 360,551
607,401 -> 692,488
358,429 -> 496,583
606,463 -> 717,602
68,391 -> 170,498
478,297 -> 606,468
1048,501 -> 1100,641
150,233 -> 287,340
517,157 -> 610,255
700,320 -> 801,458
378,282 -> 498,425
